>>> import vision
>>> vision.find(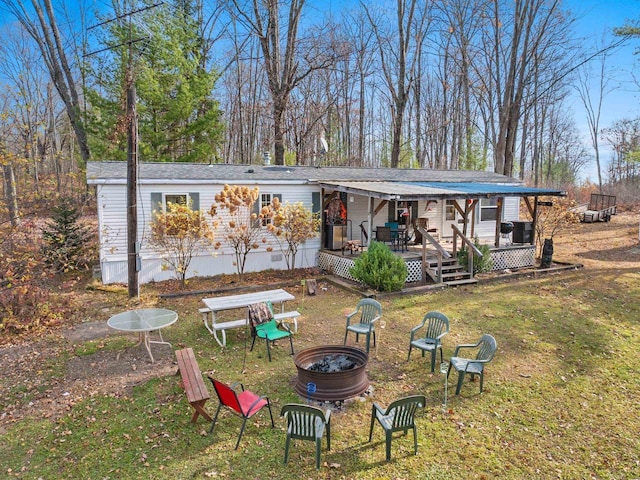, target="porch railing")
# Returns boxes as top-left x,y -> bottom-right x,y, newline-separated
415,225 -> 451,283
451,224 -> 483,280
